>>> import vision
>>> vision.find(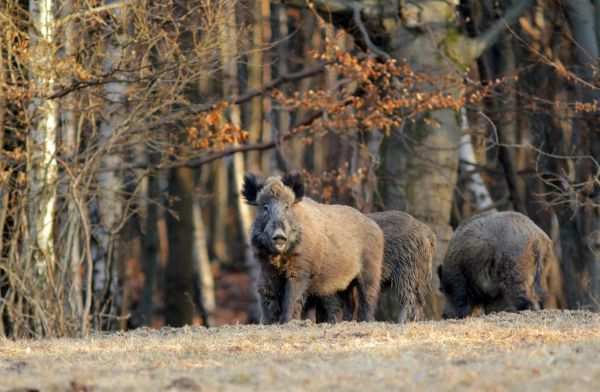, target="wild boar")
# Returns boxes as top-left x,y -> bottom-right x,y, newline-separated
299,211 -> 436,324
242,173 -> 384,323
438,211 -> 556,319
370,211 -> 435,322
